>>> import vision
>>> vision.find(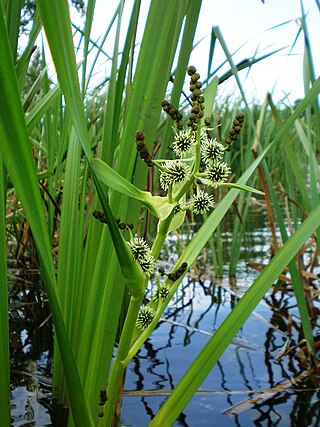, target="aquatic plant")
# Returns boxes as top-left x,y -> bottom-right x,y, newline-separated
0,1 -> 319,427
